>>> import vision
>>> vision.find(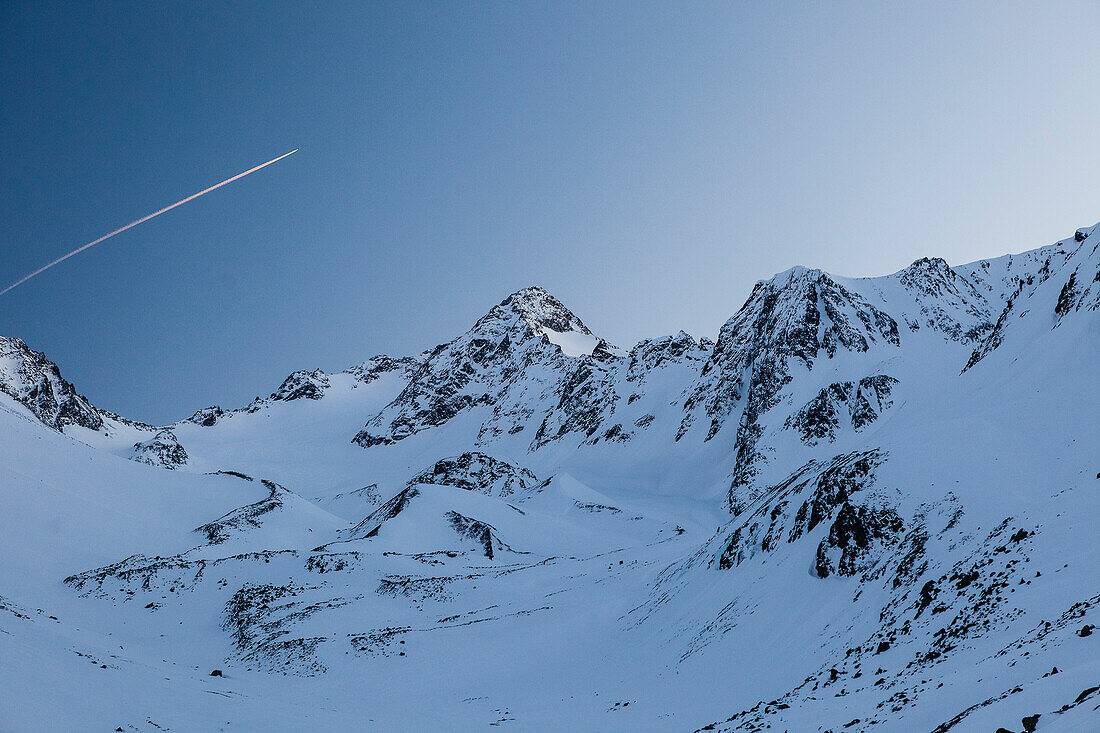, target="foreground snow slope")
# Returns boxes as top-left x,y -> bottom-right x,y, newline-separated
1,225 -> 1098,731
